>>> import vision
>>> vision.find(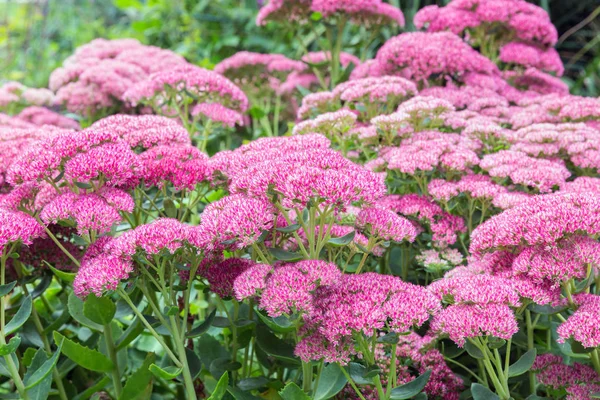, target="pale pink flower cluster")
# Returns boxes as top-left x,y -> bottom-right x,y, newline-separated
499,42 -> 563,76
415,0 -> 557,47
382,131 -> 481,174
124,64 -> 248,113
471,192 -> 600,253
0,81 -> 54,108
428,175 -> 507,202
355,206 -> 418,243
16,107 -> 79,130
416,248 -> 464,274
215,51 -> 306,97
140,145 -> 211,191
292,109 -> 357,137
191,103 -> 244,128
373,32 -> 499,83
377,194 -> 466,246
256,0 -> 404,27
50,38 -> 186,116
479,150 -> 570,192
